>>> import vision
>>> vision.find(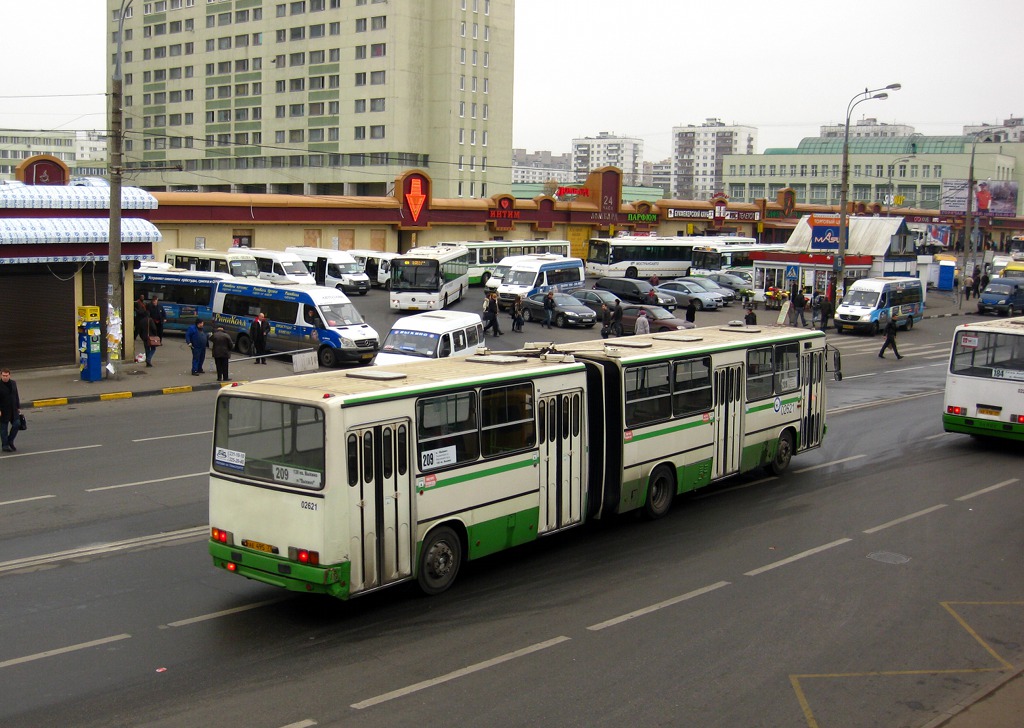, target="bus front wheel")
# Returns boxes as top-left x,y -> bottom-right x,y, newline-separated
236,334 -> 253,356
626,266 -> 639,279
318,346 -> 339,368
768,430 -> 794,476
643,465 -> 676,520
417,525 -> 462,595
